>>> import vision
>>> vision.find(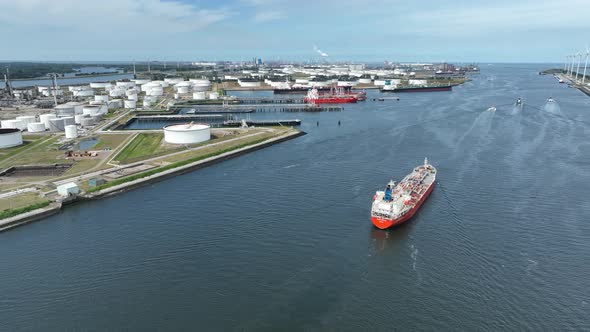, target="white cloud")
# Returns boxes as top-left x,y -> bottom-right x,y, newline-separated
396,0 -> 590,36
0,0 -> 232,35
253,10 -> 286,22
